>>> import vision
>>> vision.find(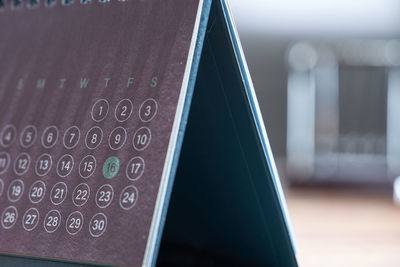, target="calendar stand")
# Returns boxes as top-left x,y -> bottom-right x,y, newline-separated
0,0 -> 296,266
